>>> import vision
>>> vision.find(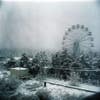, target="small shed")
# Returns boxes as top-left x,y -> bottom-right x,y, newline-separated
10,67 -> 30,79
